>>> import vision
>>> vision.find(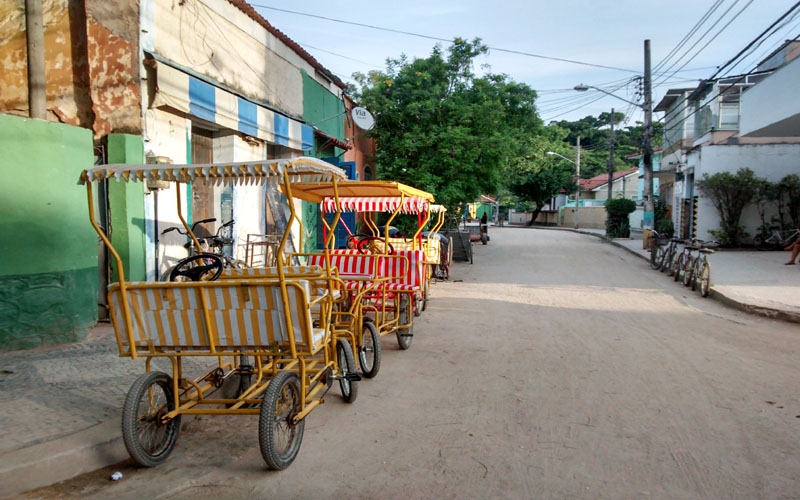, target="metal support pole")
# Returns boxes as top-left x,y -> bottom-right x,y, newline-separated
25,0 -> 46,119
